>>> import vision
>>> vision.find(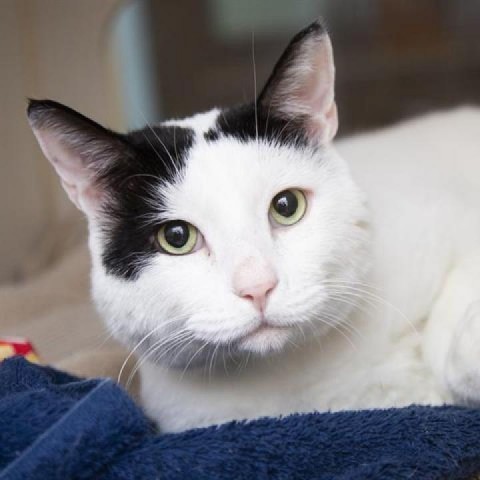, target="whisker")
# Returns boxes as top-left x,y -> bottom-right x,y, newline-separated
169,335 -> 199,367
325,284 -> 419,336
235,350 -> 252,373
180,341 -> 209,380
264,96 -> 273,138
126,329 -> 193,389
327,292 -> 375,320
117,324 -> 165,384
135,106 -> 180,176
322,279 -> 383,292
221,110 -> 231,129
251,30 -> 259,147
140,131 -> 175,178
117,314 -> 189,384
123,173 -> 161,183
317,314 -> 358,351
173,125 -> 180,165
207,342 -> 221,381
222,347 -> 229,375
